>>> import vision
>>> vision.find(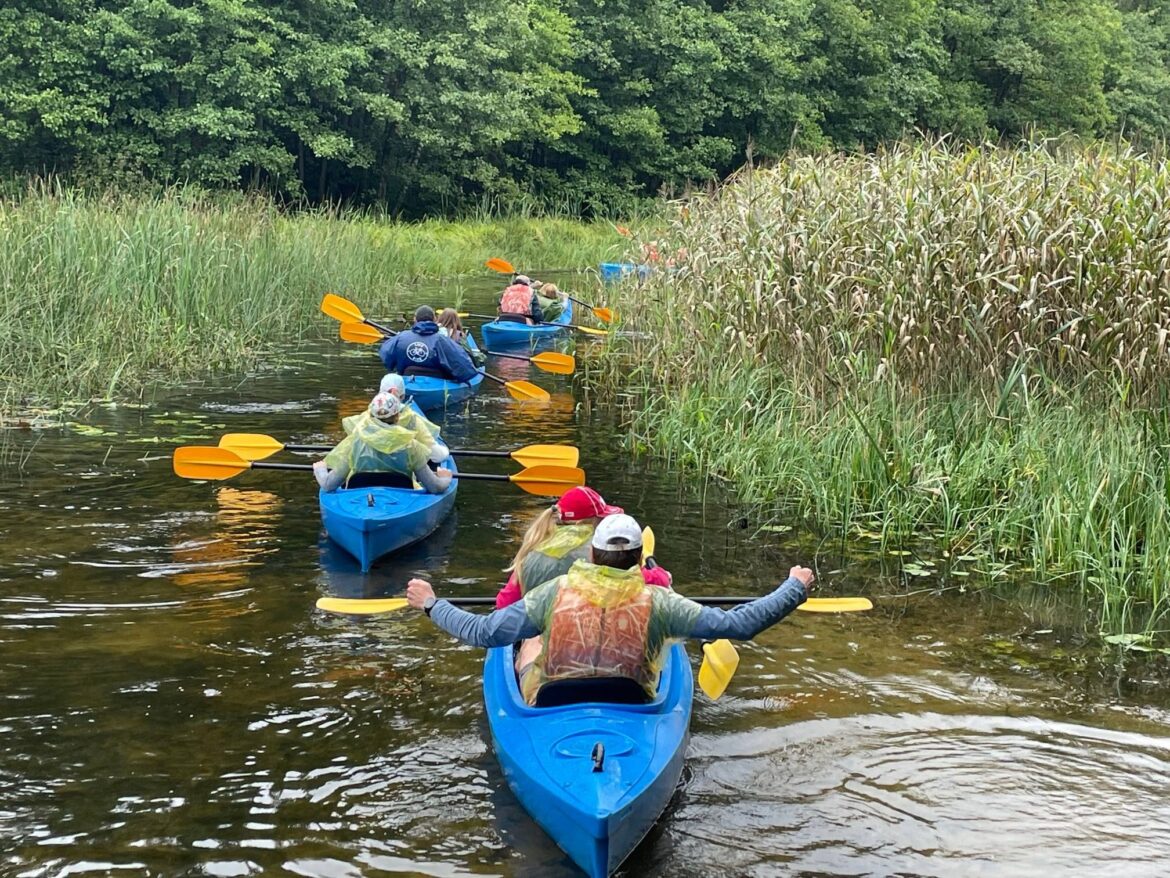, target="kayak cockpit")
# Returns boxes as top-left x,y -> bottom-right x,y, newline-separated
533,675 -> 652,708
